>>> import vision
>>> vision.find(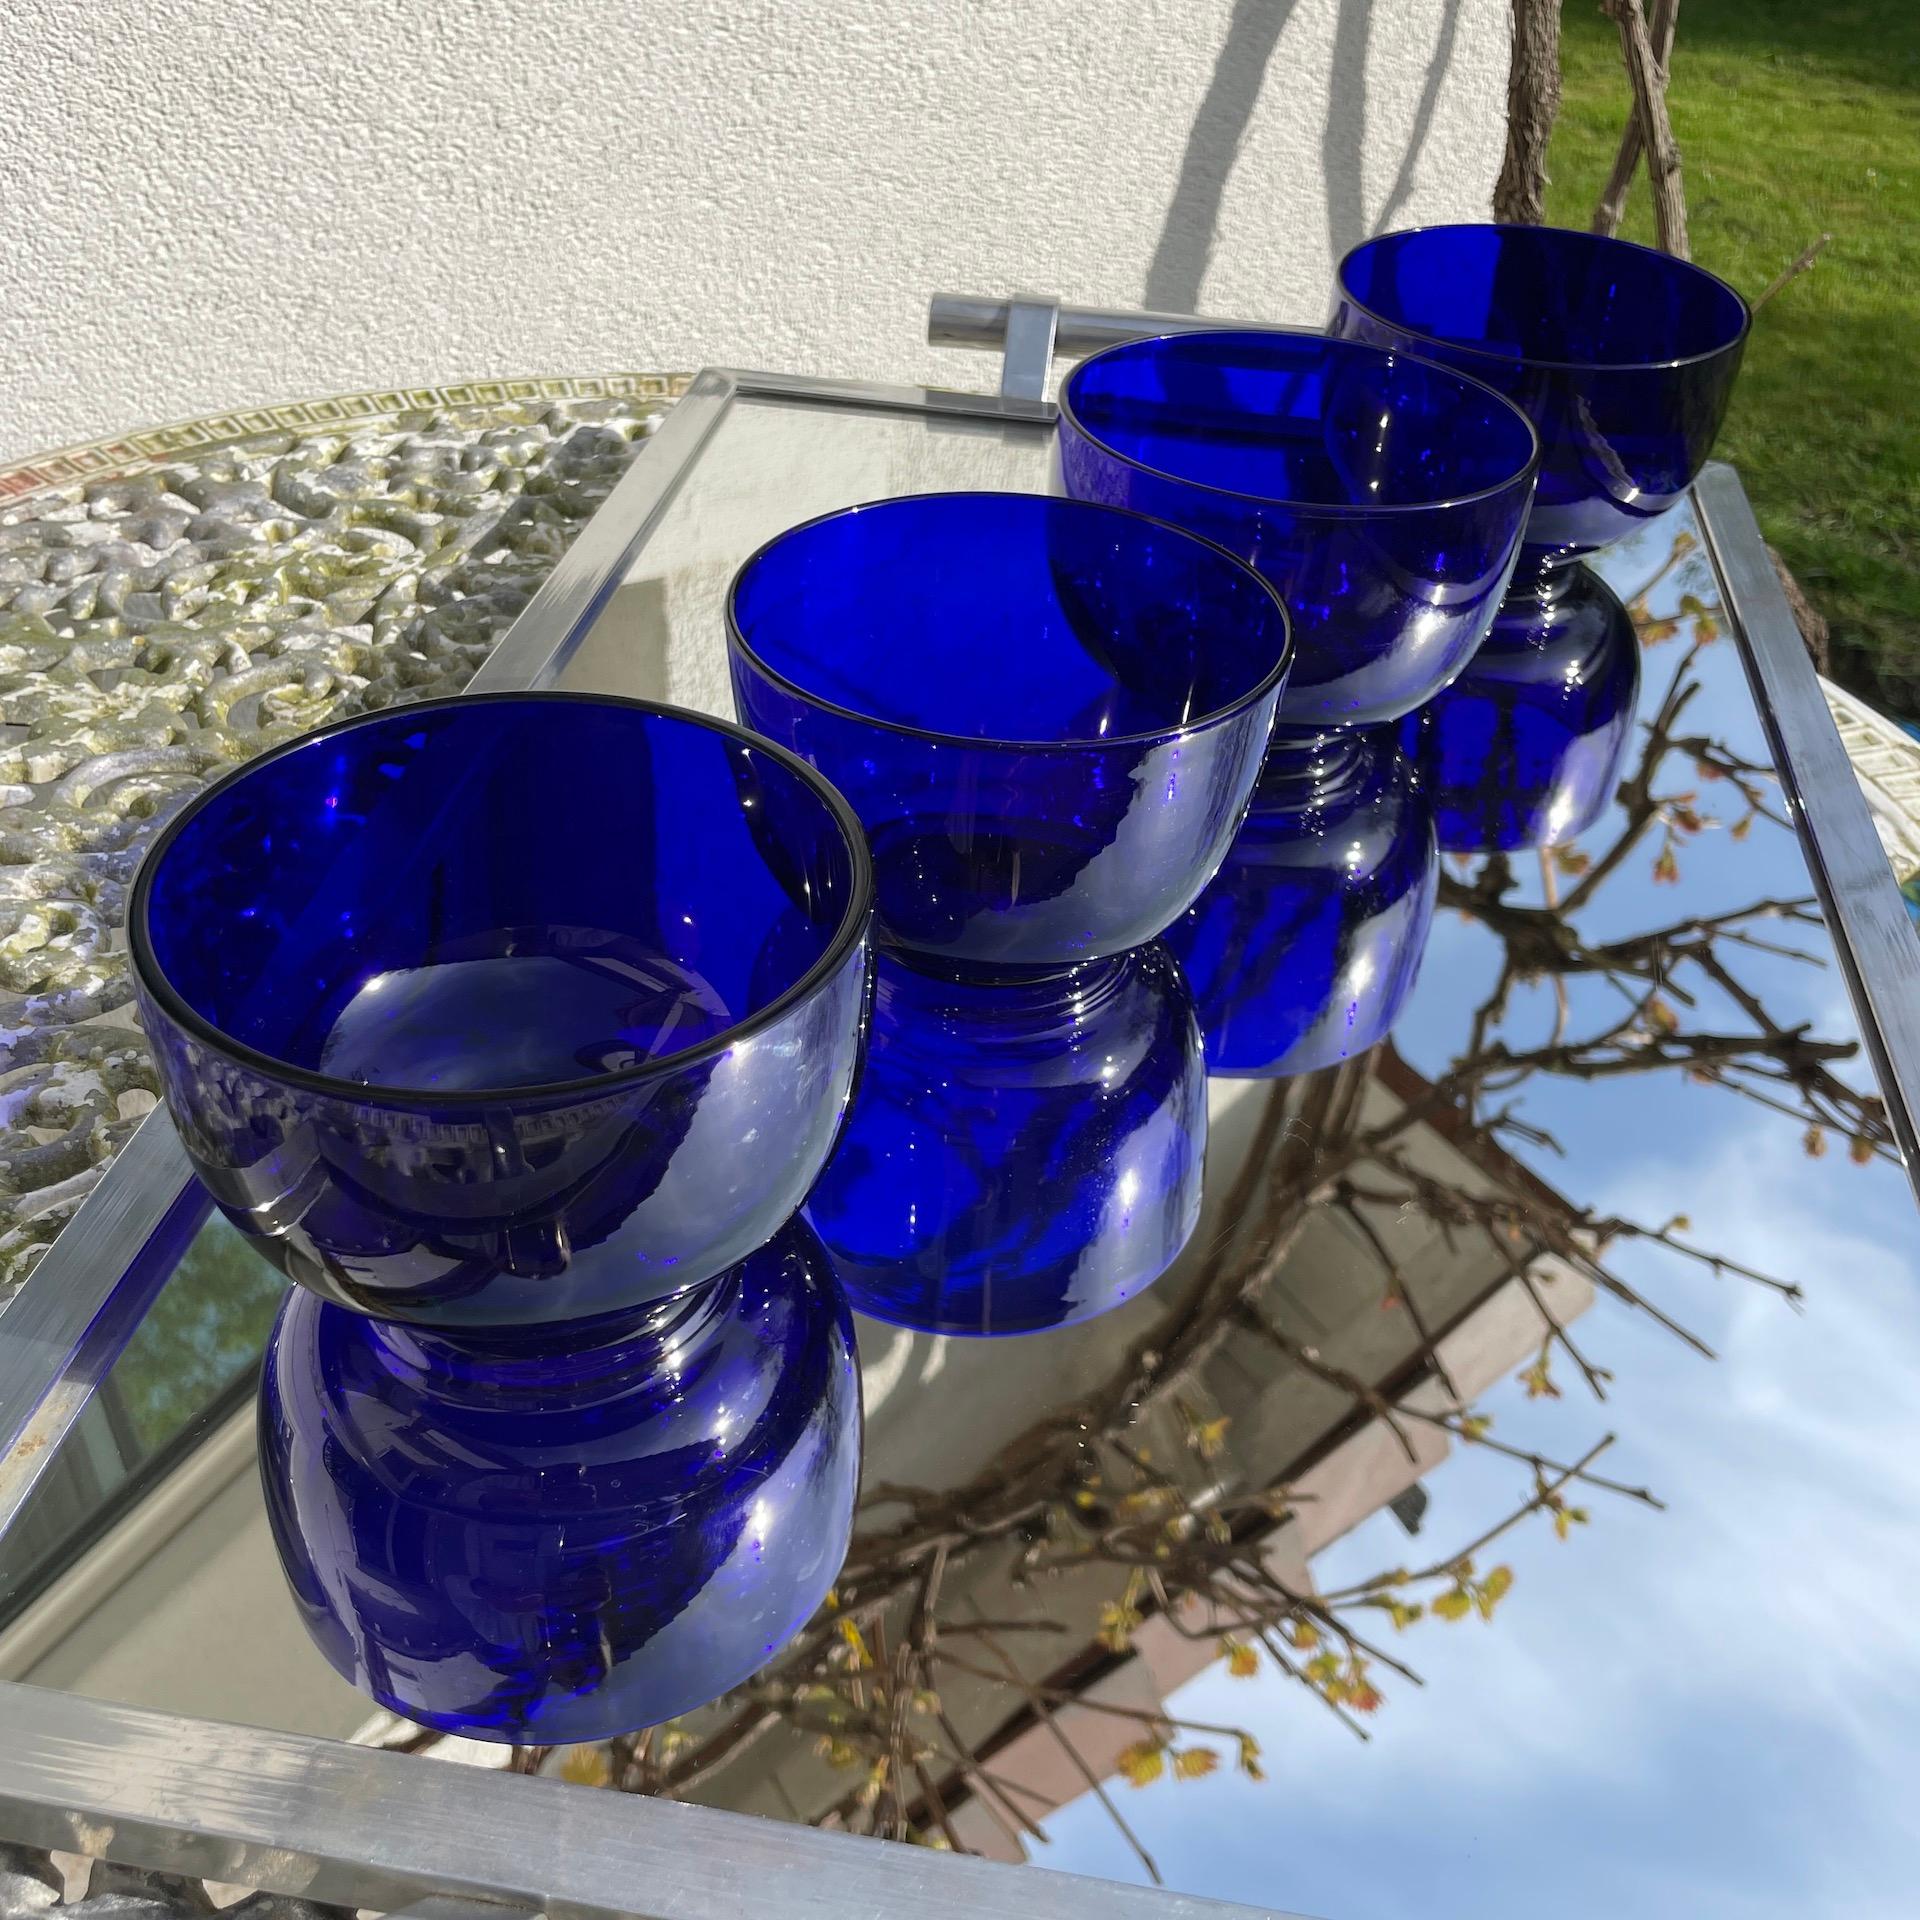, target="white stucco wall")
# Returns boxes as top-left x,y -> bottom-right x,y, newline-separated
1,0 -> 1507,463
